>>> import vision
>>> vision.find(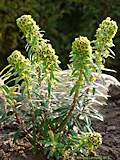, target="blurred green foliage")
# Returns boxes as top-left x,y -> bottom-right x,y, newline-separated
0,0 -> 120,78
